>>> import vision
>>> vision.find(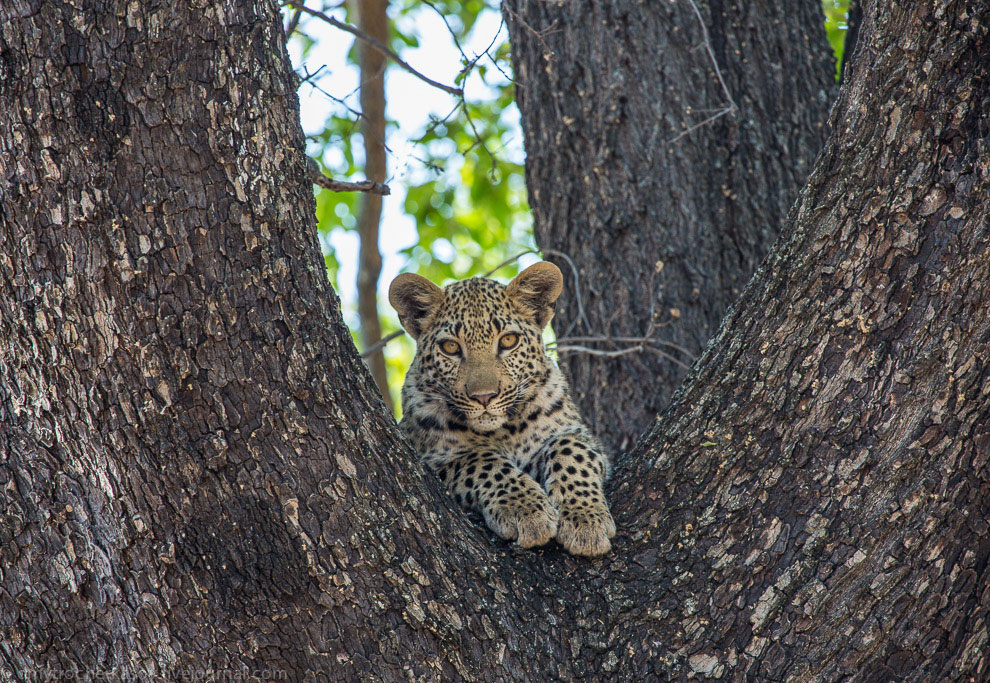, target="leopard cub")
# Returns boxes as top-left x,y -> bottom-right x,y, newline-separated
389,262 -> 615,557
